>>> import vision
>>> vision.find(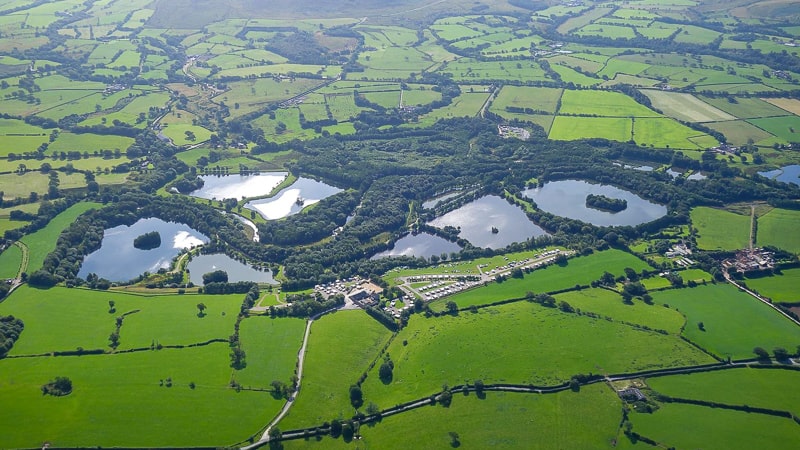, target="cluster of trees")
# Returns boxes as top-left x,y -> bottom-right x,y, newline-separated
0,315 -> 24,358
585,194 -> 628,212
133,231 -> 161,250
41,376 -> 73,396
